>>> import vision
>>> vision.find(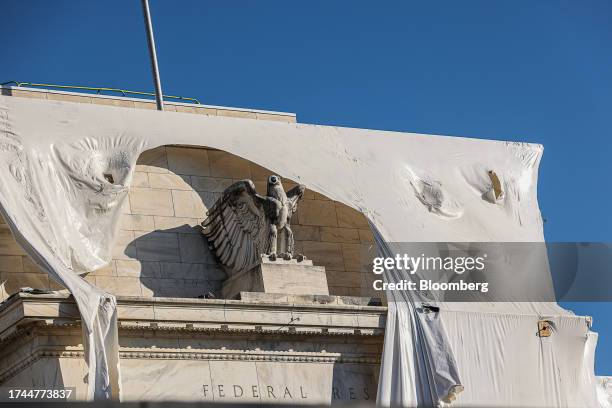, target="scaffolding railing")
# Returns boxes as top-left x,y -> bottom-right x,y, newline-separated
1,81 -> 201,105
